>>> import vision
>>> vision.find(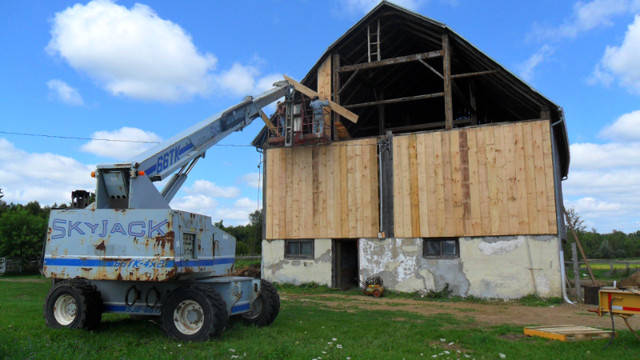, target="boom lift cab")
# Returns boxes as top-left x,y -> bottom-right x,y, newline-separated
42,81 -> 293,341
